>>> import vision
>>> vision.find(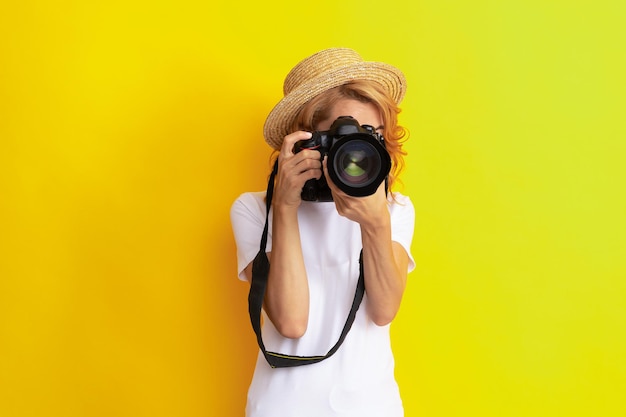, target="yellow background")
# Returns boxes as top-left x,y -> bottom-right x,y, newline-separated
1,1 -> 625,416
